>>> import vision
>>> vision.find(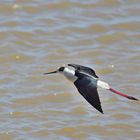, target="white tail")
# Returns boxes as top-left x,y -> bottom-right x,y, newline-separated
97,80 -> 110,90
